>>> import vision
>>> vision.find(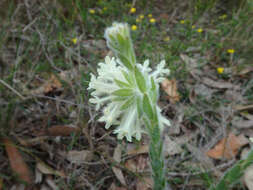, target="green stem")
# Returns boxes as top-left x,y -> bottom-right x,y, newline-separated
144,107 -> 168,190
